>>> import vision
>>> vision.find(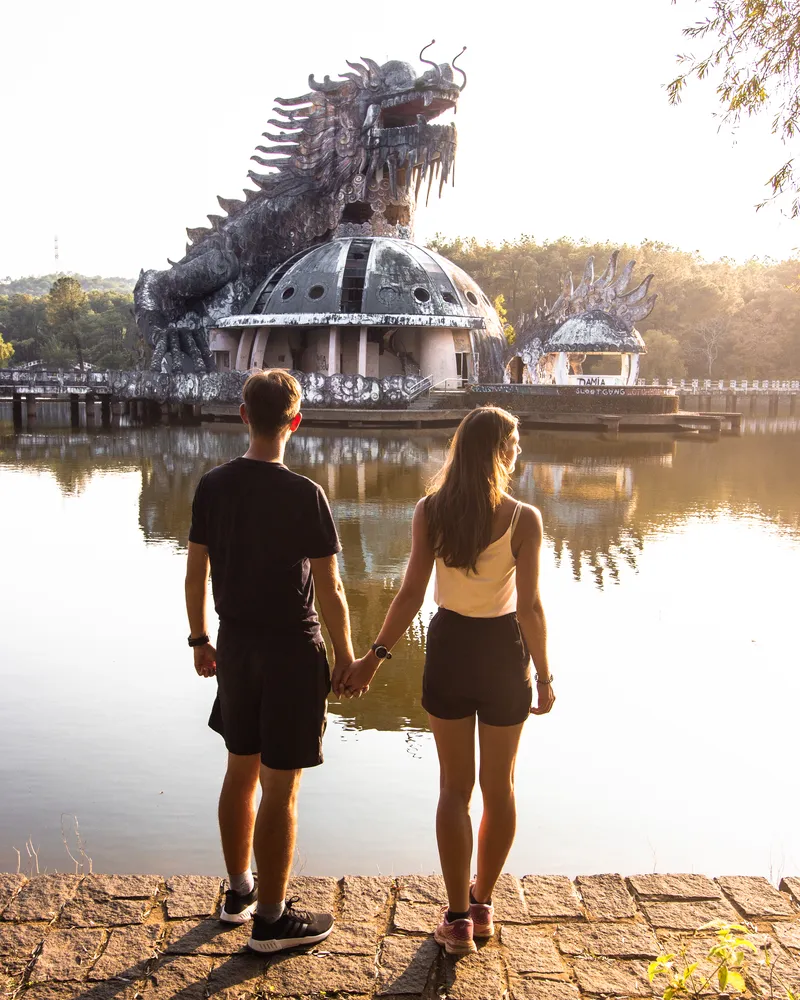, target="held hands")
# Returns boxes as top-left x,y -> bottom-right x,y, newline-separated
331,655 -> 380,699
193,643 -> 217,678
531,678 -> 555,716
